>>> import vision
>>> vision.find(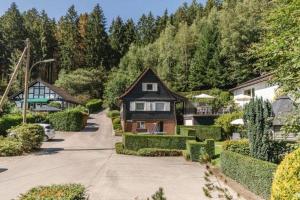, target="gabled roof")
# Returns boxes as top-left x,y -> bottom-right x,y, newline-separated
119,68 -> 186,102
10,79 -> 81,104
229,73 -> 274,92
